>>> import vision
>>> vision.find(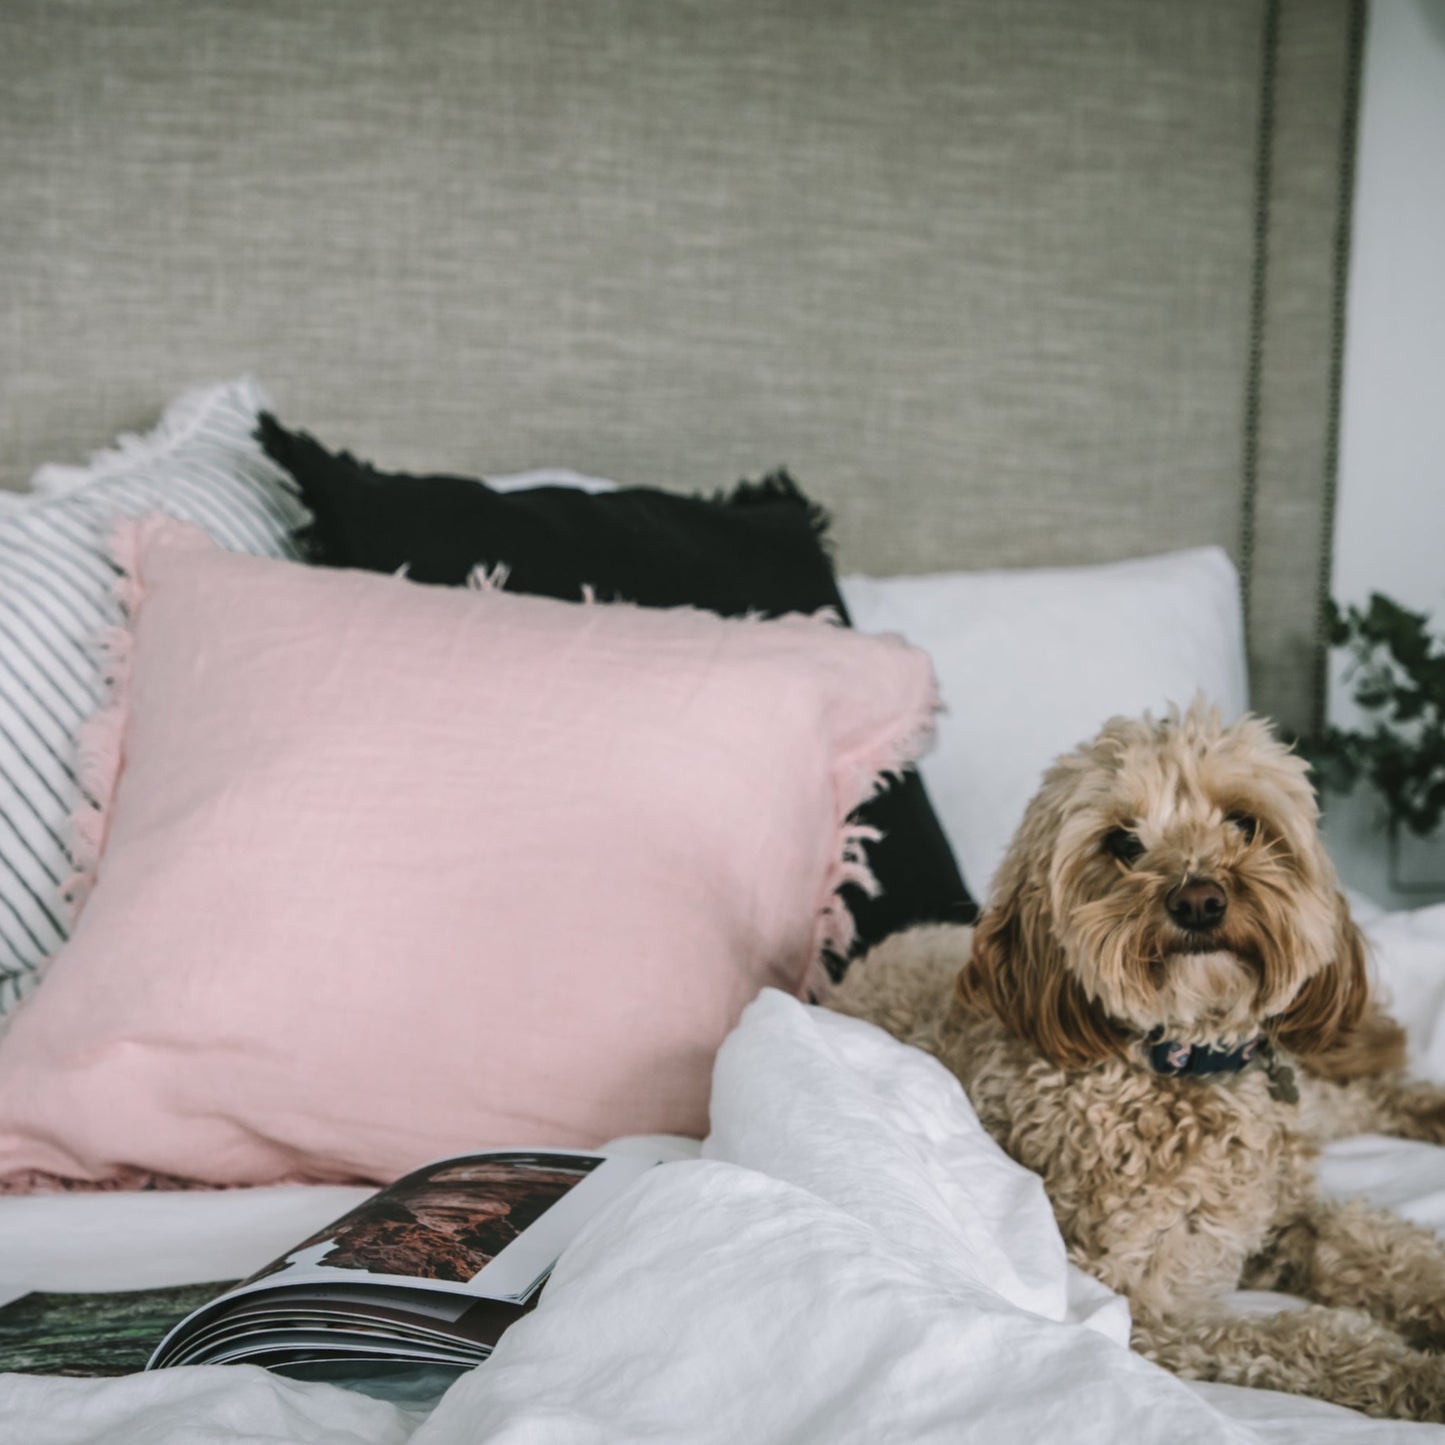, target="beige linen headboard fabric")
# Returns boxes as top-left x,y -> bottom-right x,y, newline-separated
0,0 -> 1361,736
